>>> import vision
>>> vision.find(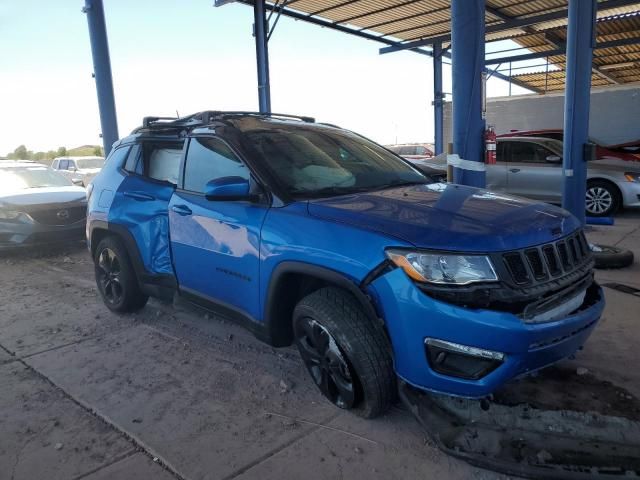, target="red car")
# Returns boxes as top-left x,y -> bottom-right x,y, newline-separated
498,129 -> 640,162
